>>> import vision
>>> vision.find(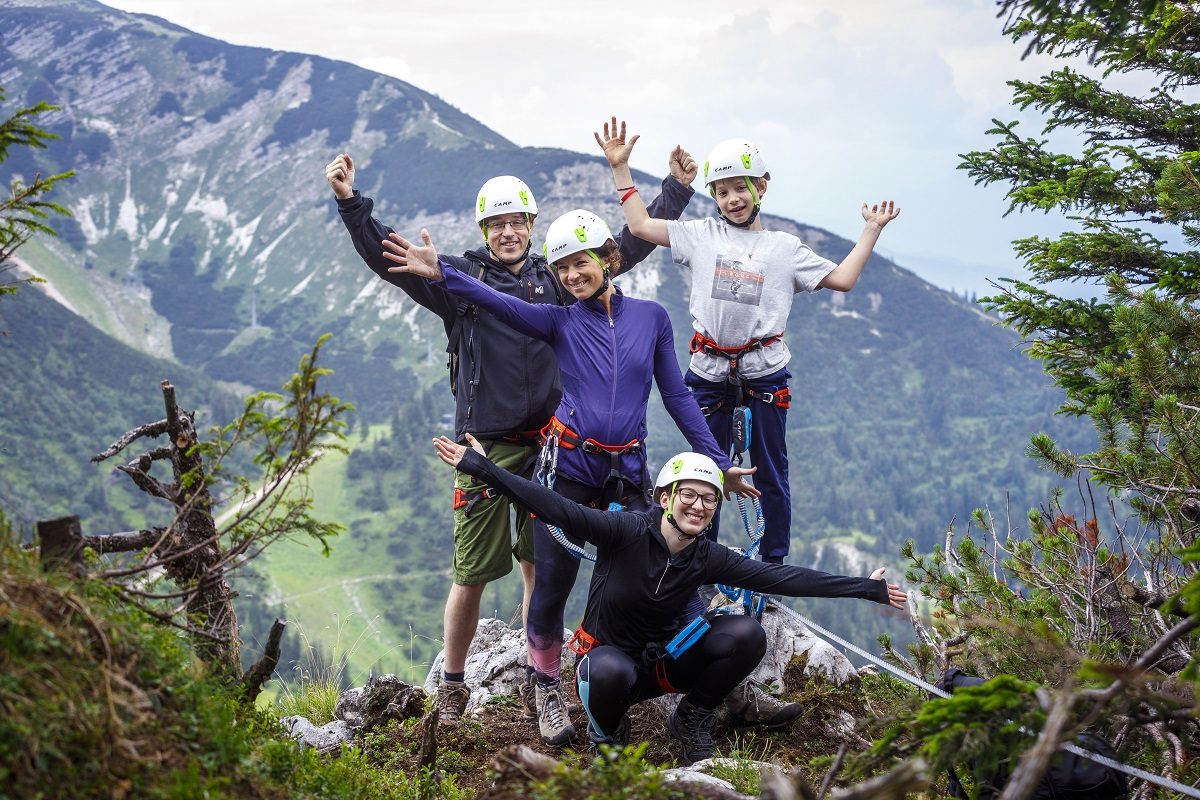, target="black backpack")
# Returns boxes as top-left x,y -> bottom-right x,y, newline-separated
940,670 -> 1129,800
